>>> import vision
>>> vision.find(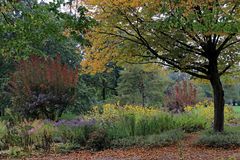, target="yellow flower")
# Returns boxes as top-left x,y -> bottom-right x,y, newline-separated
87,104 -> 162,121
184,101 -> 235,122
